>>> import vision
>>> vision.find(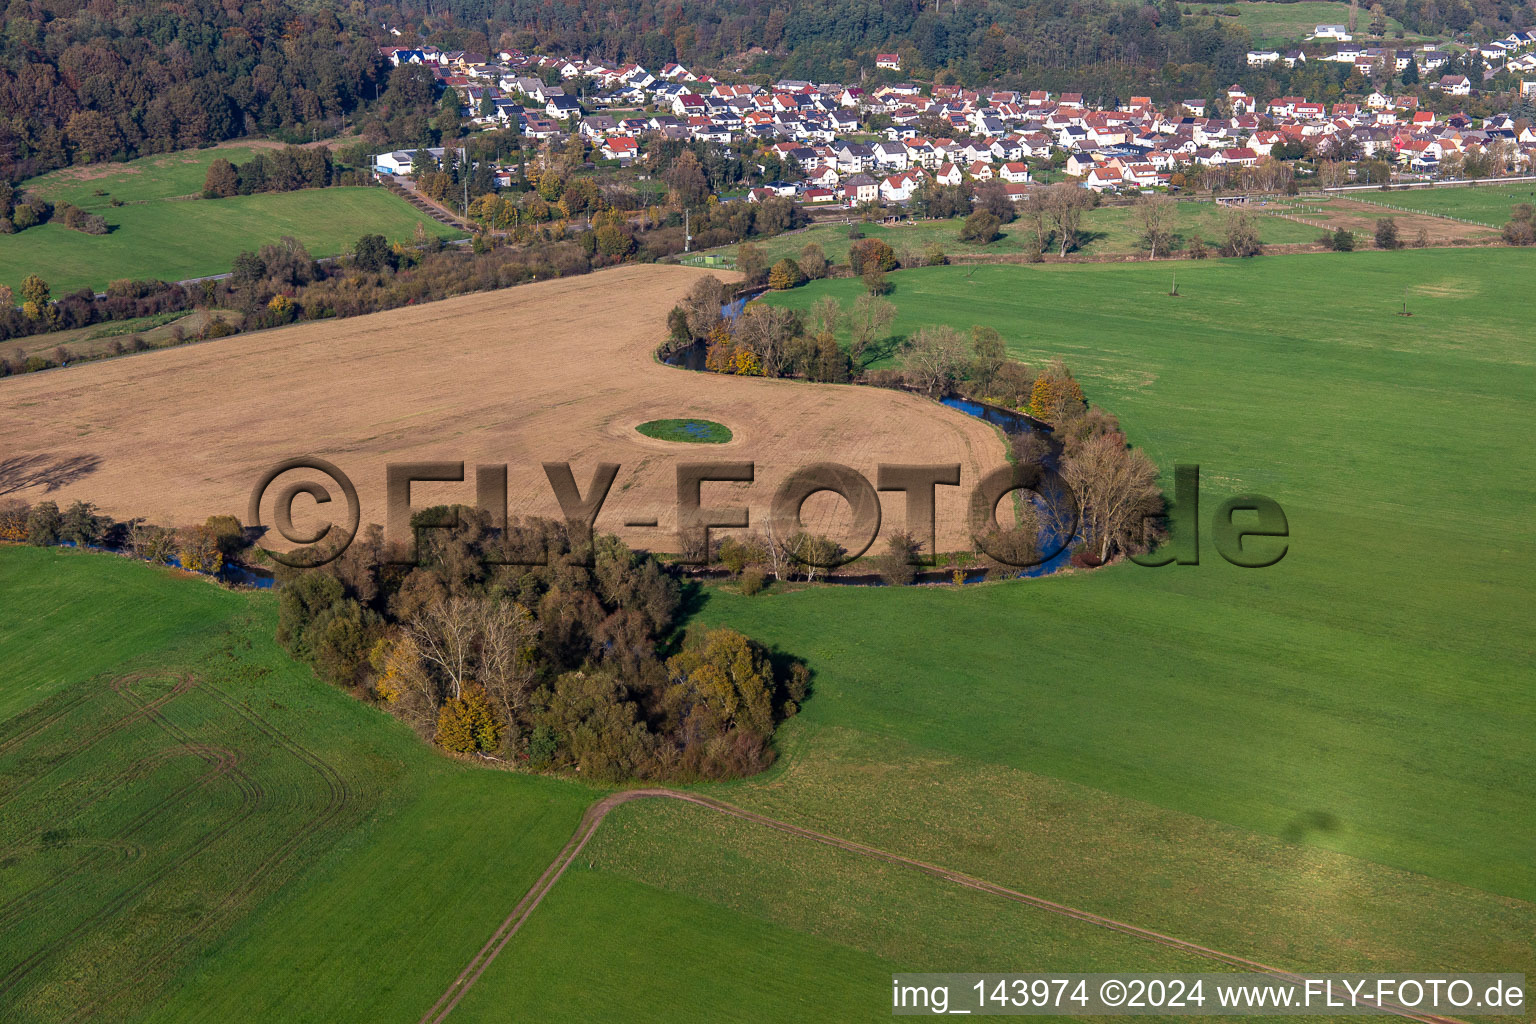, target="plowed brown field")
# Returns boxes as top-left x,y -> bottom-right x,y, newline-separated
0,264 -> 1006,553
